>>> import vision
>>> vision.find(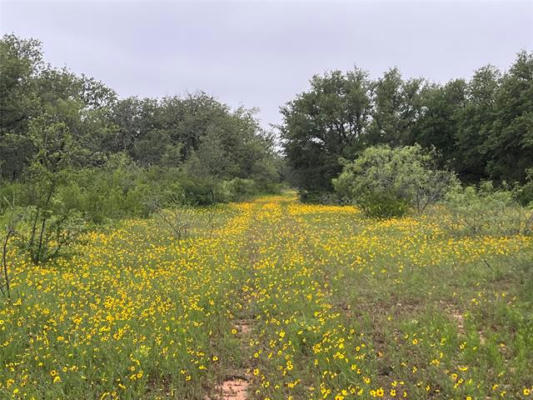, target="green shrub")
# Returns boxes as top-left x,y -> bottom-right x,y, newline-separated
357,192 -> 410,218
1,153 -> 275,227
180,177 -> 217,206
0,182 -> 24,214
299,190 -> 341,204
514,168 -> 533,207
444,182 -> 532,236
225,178 -> 257,201
333,145 -> 458,217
